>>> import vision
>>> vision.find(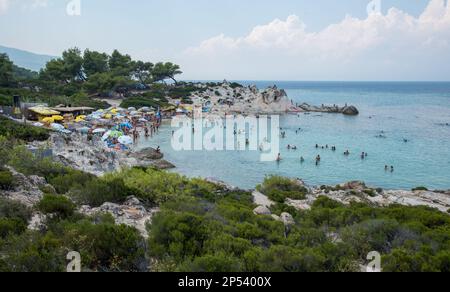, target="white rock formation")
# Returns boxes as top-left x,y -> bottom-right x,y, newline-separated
79,196 -> 159,238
